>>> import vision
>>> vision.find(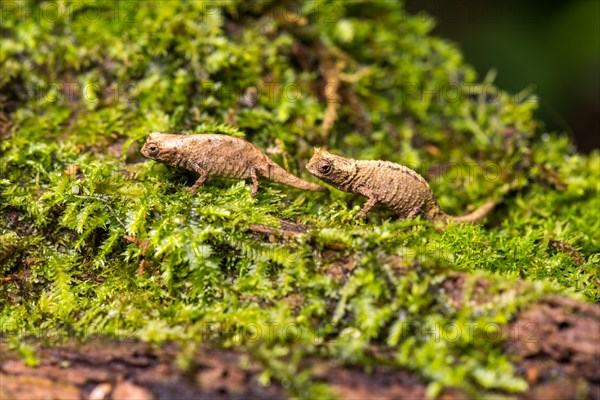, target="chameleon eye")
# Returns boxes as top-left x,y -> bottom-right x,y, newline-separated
147,144 -> 159,156
319,163 -> 332,175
